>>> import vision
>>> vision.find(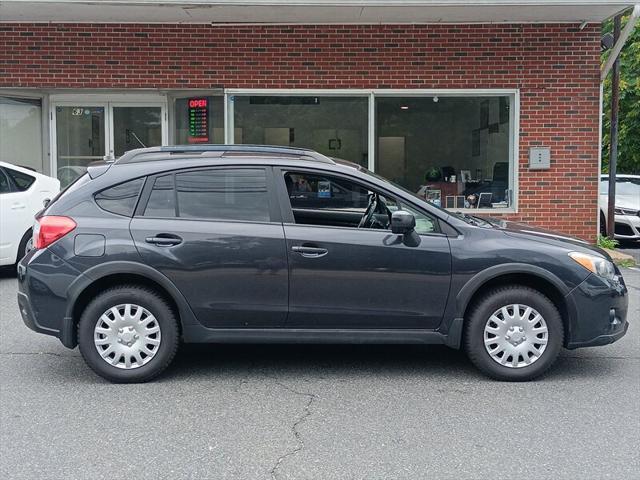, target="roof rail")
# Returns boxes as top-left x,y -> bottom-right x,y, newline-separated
115,144 -> 335,165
